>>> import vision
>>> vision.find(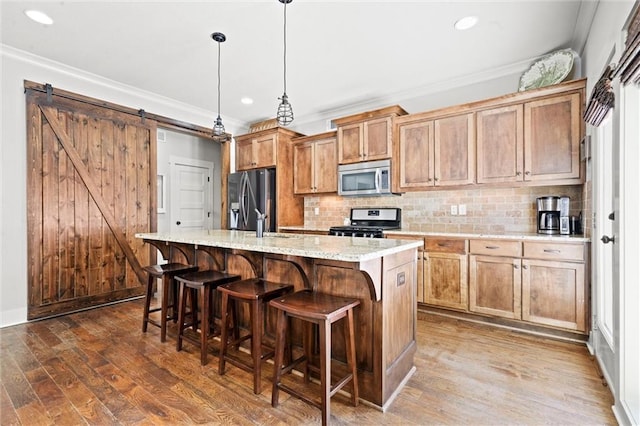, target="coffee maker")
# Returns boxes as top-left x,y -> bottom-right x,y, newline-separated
537,196 -> 570,235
